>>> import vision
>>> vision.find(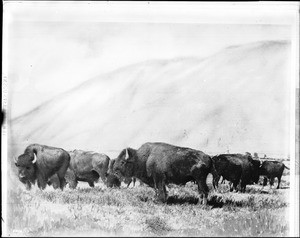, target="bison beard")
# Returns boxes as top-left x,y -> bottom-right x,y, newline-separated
112,142 -> 212,205
14,144 -> 70,190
